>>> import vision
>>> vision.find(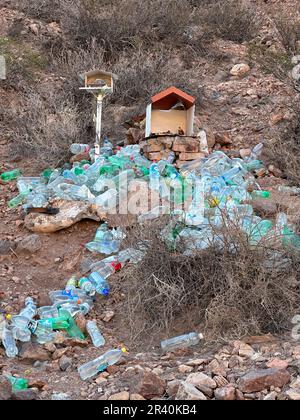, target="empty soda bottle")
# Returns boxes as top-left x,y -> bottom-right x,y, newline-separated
1,169 -> 22,182
161,332 -> 203,352
251,190 -> 270,199
86,320 -> 105,347
8,192 -> 28,209
58,308 -> 85,340
65,276 -> 78,293
38,316 -> 69,330
78,348 -> 126,380
8,376 -> 28,391
2,323 -> 18,358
